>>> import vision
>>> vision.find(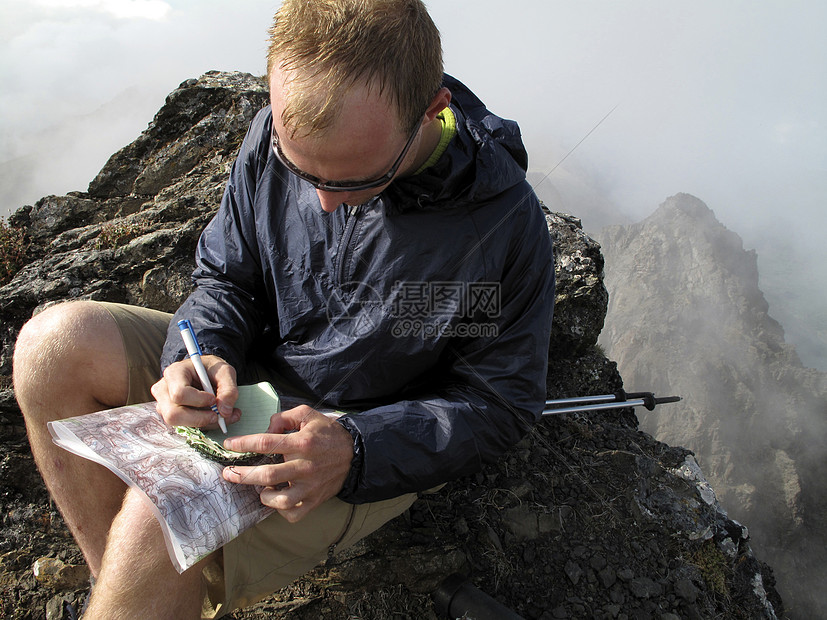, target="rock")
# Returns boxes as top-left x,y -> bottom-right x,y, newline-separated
0,73 -> 784,620
0,70 -> 270,349
597,193 -> 827,618
545,211 -> 608,355
674,578 -> 700,603
45,595 -> 69,620
564,560 -> 583,586
629,577 -> 661,599
32,557 -> 90,590
598,566 -> 616,588
503,505 -> 540,541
